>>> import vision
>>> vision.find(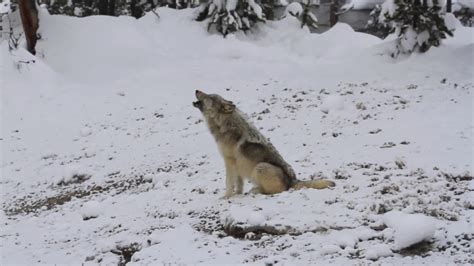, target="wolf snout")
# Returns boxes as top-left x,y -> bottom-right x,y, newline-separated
195,90 -> 207,99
